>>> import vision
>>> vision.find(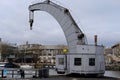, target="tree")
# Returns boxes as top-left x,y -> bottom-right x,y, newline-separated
0,43 -> 18,61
